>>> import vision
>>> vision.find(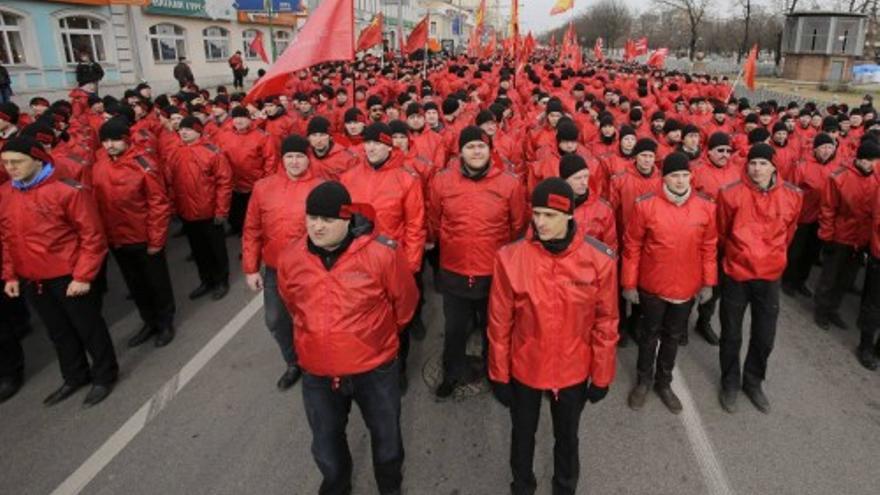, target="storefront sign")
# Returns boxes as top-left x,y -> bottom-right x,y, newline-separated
144,0 -> 235,21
